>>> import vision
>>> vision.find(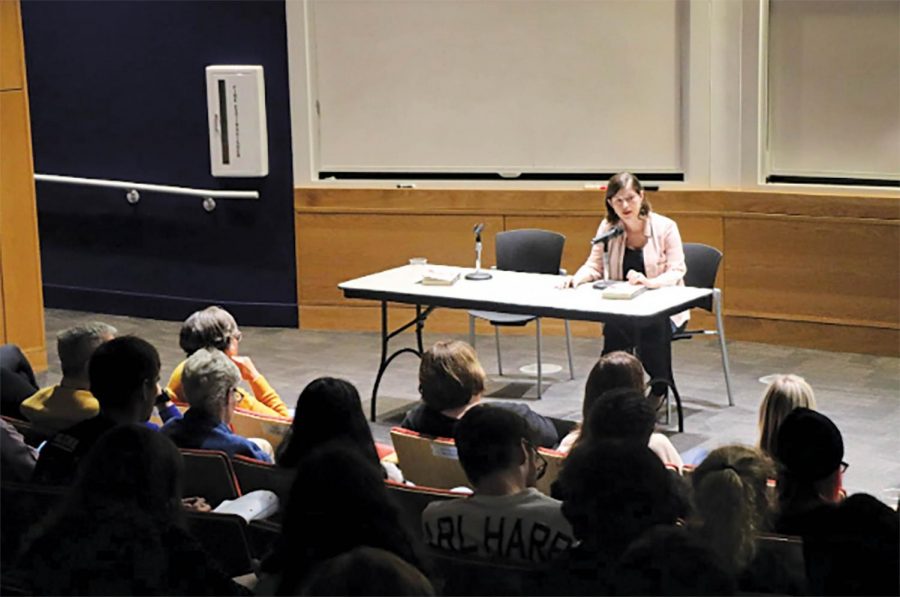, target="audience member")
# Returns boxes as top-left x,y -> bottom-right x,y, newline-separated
299,546 -> 435,596
1,418 -> 38,482
547,440 -> 679,594
757,373 -> 816,458
401,340 -> 557,447
774,408 -> 899,595
162,348 -> 272,462
20,322 -> 116,433
557,351 -> 683,468
614,526 -> 736,596
259,443 -> 419,594
12,424 -> 245,595
0,343 -> 39,418
422,405 -> 574,563
167,306 -> 289,417
691,445 -> 805,594
276,376 -> 401,481
33,335 -> 161,485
